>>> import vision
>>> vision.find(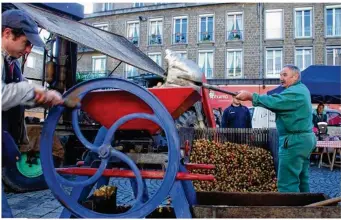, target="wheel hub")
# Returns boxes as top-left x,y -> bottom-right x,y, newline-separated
16,152 -> 43,178
98,146 -> 111,158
